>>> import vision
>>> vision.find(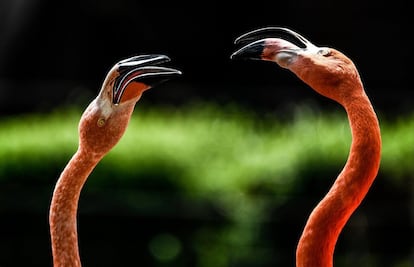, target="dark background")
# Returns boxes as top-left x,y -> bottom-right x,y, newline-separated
0,0 -> 412,267
0,0 -> 410,116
